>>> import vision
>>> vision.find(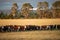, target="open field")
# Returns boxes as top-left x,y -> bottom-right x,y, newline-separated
0,19 -> 60,26
0,30 -> 60,40
0,19 -> 60,40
